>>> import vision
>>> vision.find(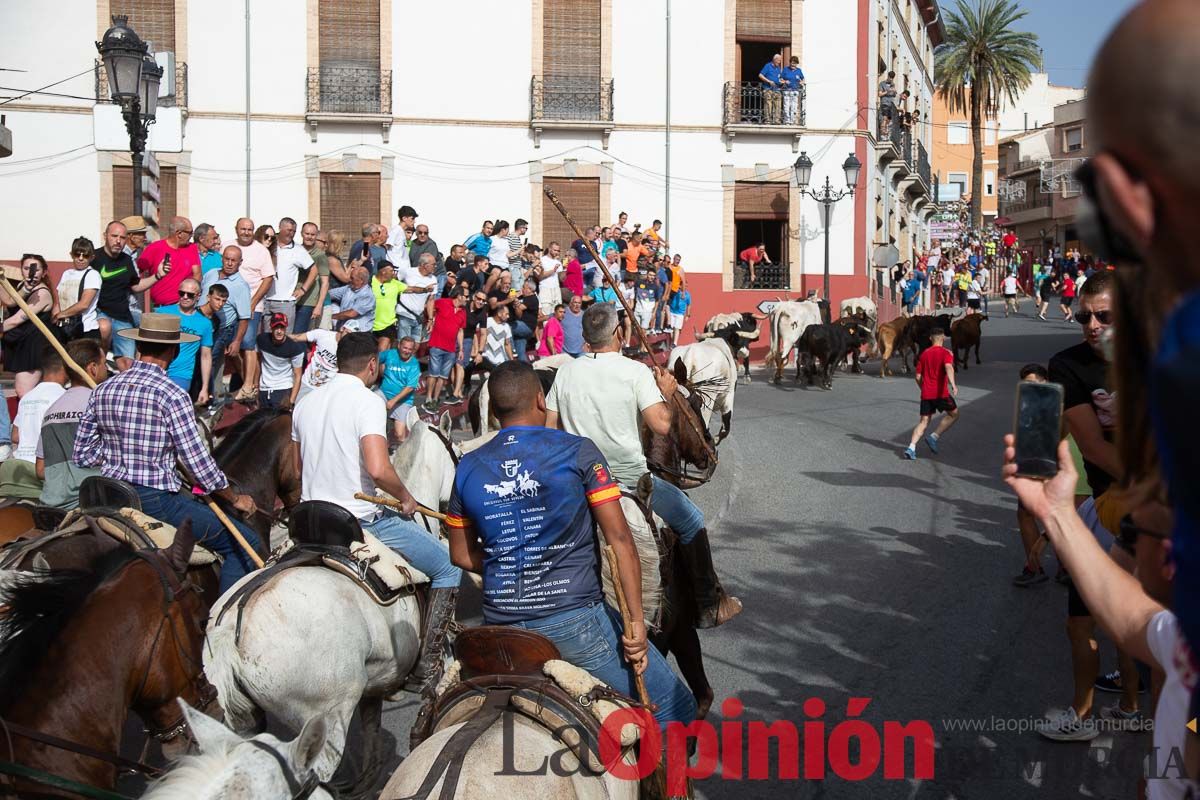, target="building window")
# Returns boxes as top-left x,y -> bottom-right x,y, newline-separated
319,172 -> 380,257
1064,127 -> 1084,152
733,181 -> 789,290
111,0 -> 174,51
540,0 -> 603,120
541,177 -> 599,254
948,172 -> 968,198
984,170 -> 995,197
112,165 -> 176,229
985,123 -> 997,146
948,122 -> 969,145
314,0 -> 384,114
